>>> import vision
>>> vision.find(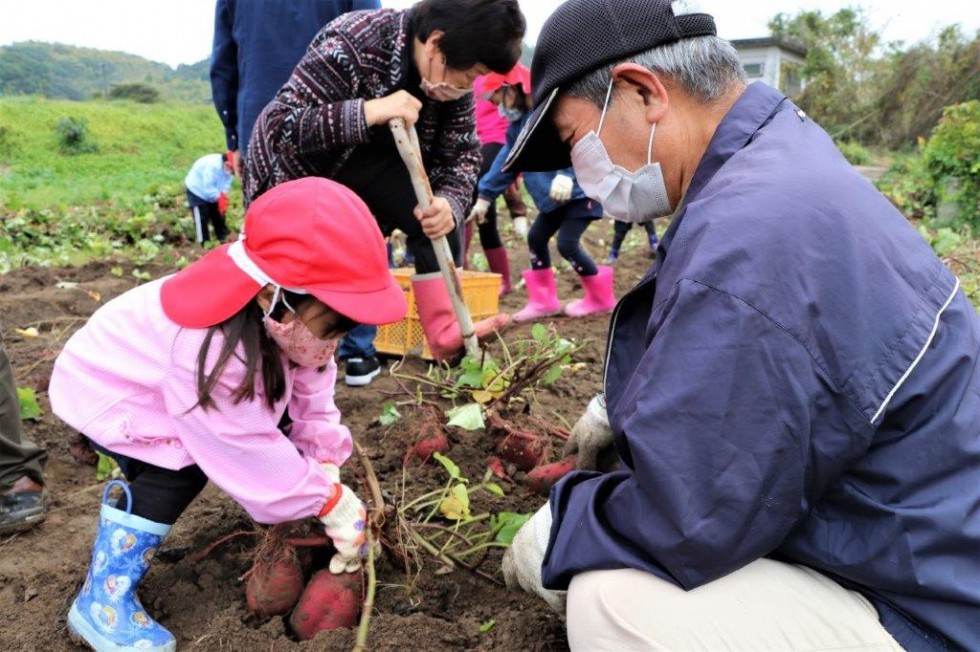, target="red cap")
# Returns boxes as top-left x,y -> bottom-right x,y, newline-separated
161,177 -> 408,328
481,63 -> 532,97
